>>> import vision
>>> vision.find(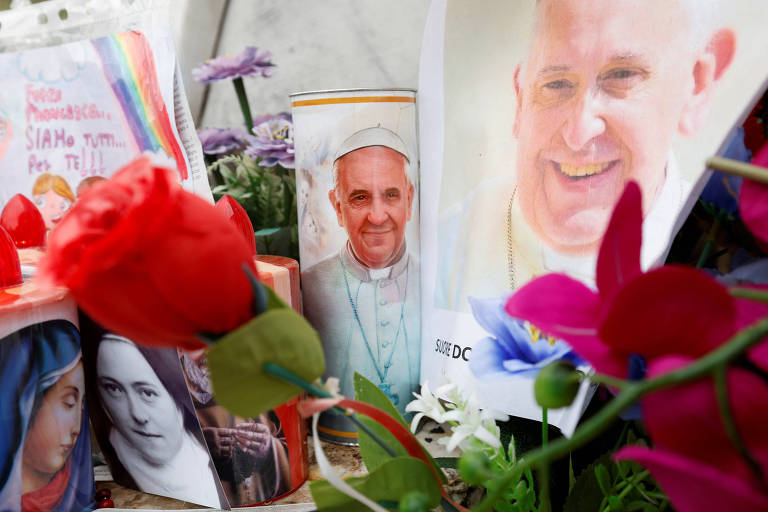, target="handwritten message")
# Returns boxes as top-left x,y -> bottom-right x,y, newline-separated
24,83 -> 128,176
